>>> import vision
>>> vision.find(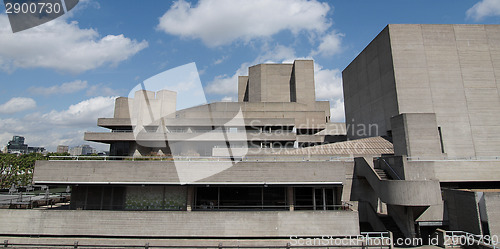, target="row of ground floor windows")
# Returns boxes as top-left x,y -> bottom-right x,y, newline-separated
69,185 -> 342,211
